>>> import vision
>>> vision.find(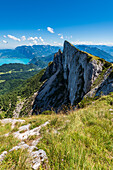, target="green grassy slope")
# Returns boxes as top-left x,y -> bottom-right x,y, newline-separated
0,69 -> 45,118
36,94 -> 113,169
0,63 -> 40,95
0,93 -> 113,169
